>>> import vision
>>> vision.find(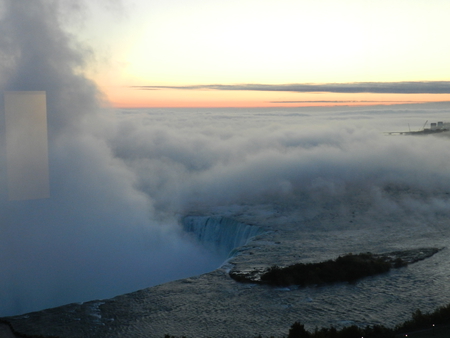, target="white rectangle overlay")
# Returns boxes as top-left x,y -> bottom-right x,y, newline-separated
4,91 -> 50,200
